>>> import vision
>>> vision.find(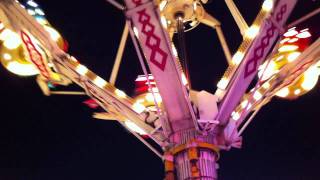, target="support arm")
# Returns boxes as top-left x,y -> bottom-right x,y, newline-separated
109,21 -> 129,85
198,11 -> 233,65
224,0 -> 248,36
